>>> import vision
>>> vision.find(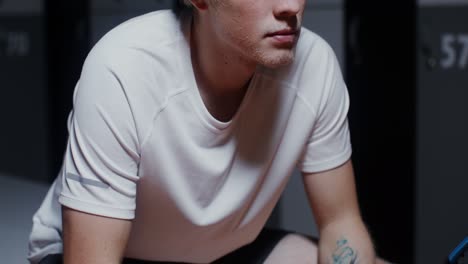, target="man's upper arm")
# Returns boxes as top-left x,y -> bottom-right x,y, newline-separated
62,205 -> 132,264
302,159 -> 362,230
